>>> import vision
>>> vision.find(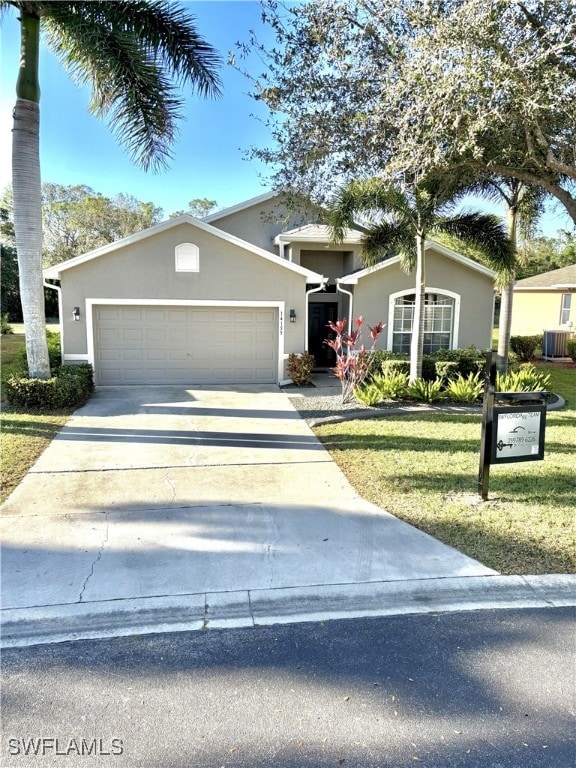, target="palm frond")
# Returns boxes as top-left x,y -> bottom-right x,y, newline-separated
41,1 -> 221,171
435,212 -> 516,276
361,222 -> 416,271
328,177 -> 413,242
91,0 -> 222,97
